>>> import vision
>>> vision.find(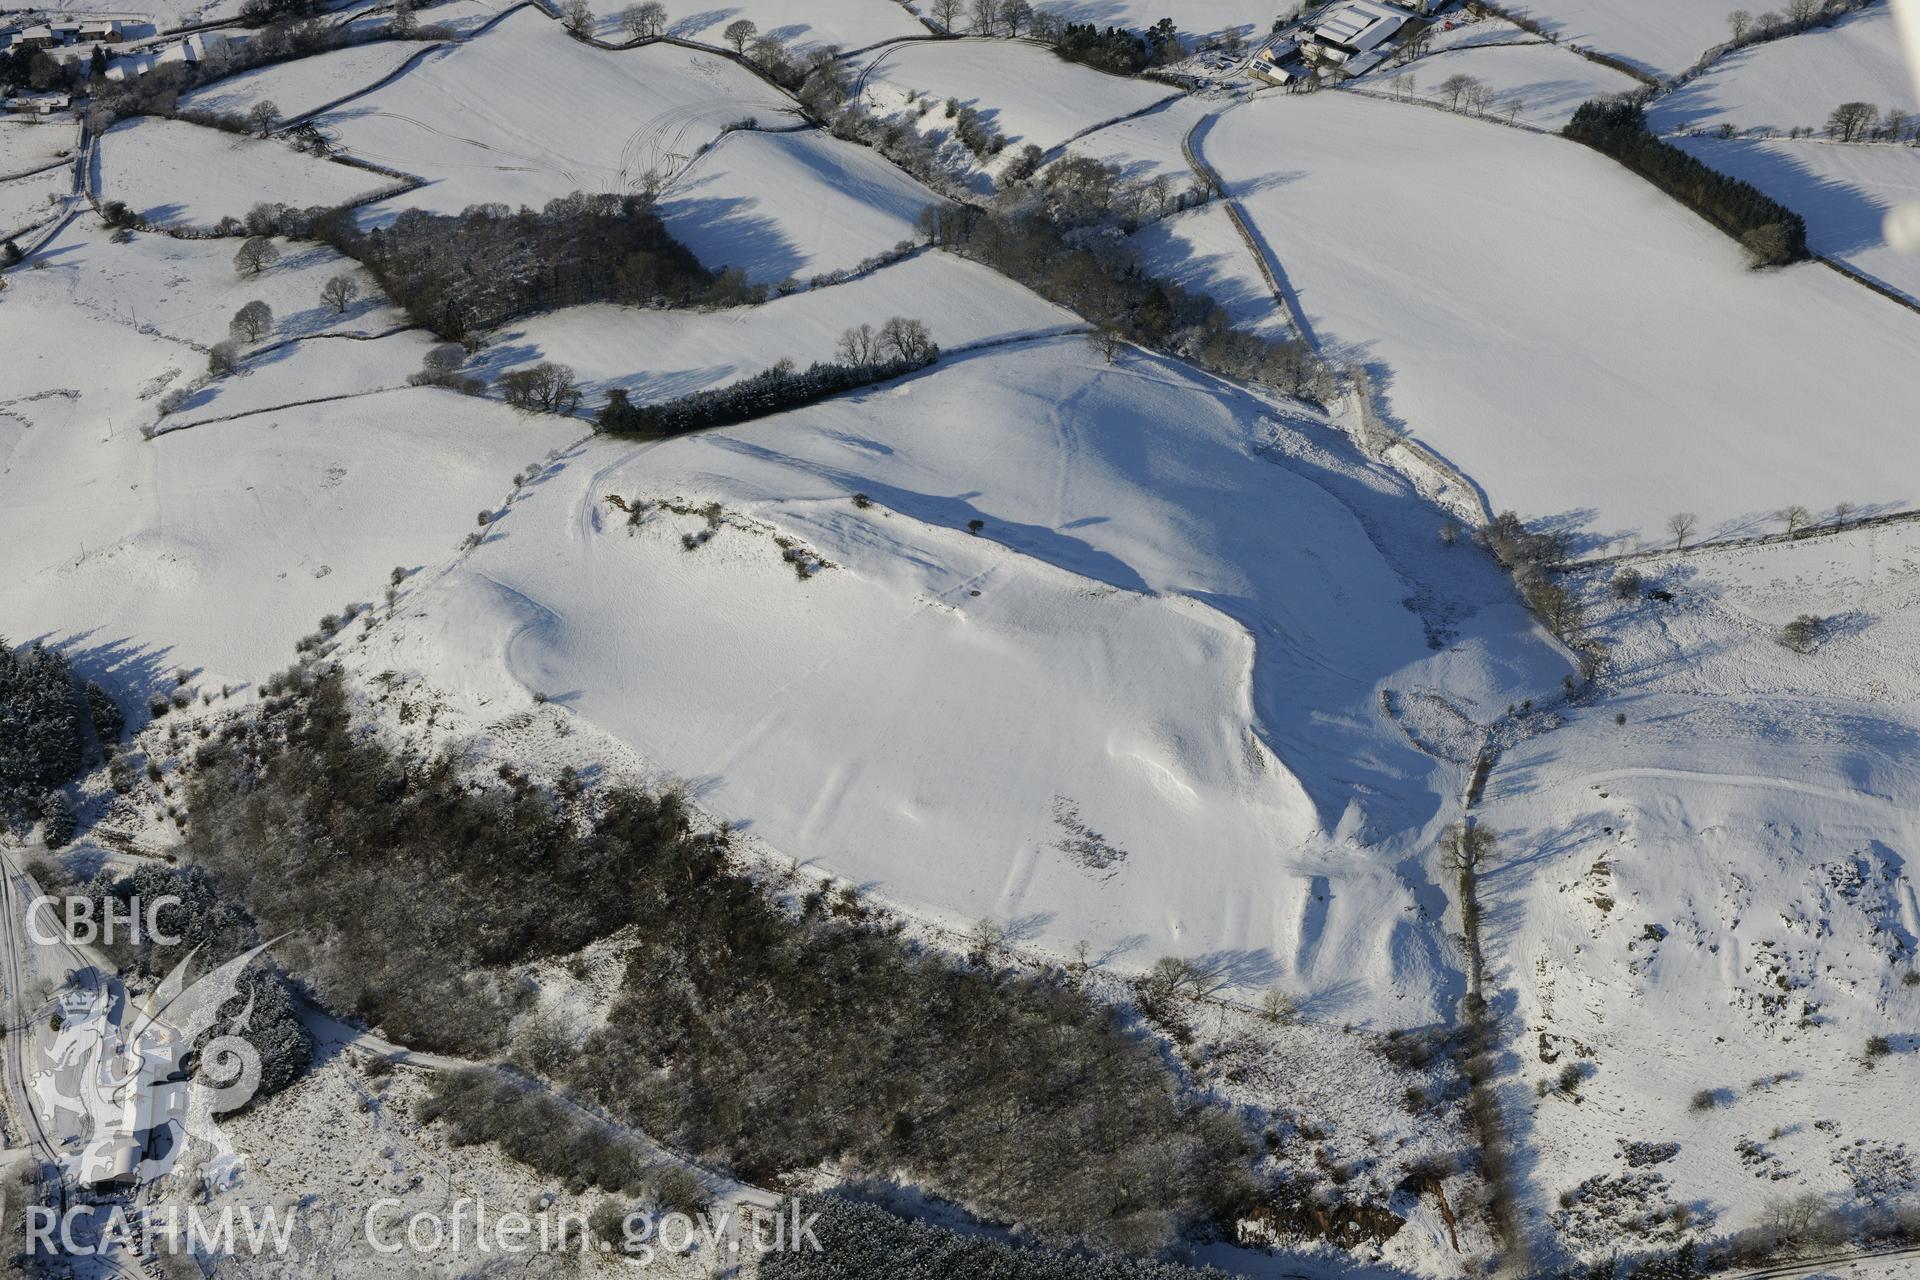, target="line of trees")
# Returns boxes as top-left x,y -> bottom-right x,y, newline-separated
1721,0 -> 1875,53
181,664 -> 1254,1254
1563,99 -> 1808,266
597,319 -> 938,434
